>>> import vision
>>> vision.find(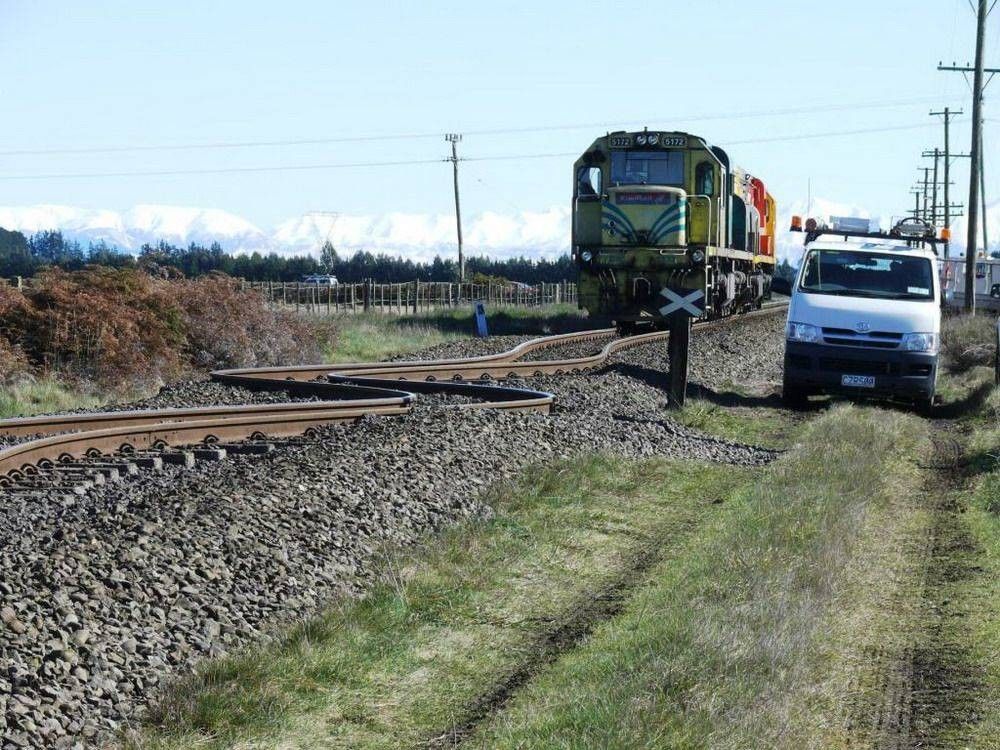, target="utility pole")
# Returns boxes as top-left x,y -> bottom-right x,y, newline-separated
910,189 -> 923,219
931,107 -> 964,257
445,133 -> 465,283
931,148 -> 941,227
920,167 -> 932,221
938,0 -> 999,312
981,125 -> 990,257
